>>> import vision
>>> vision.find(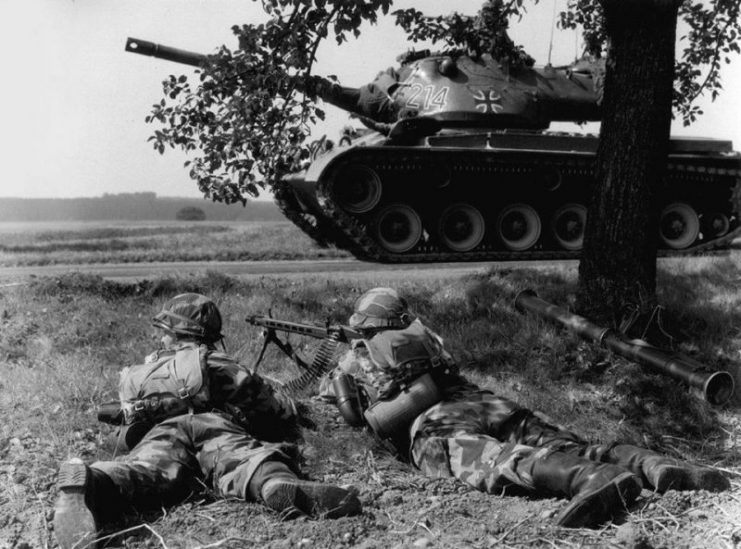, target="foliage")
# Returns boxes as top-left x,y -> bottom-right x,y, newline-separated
145,0 -> 740,204
393,0 -> 536,70
146,0 -> 393,204
175,206 -> 207,221
560,0 -> 741,125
